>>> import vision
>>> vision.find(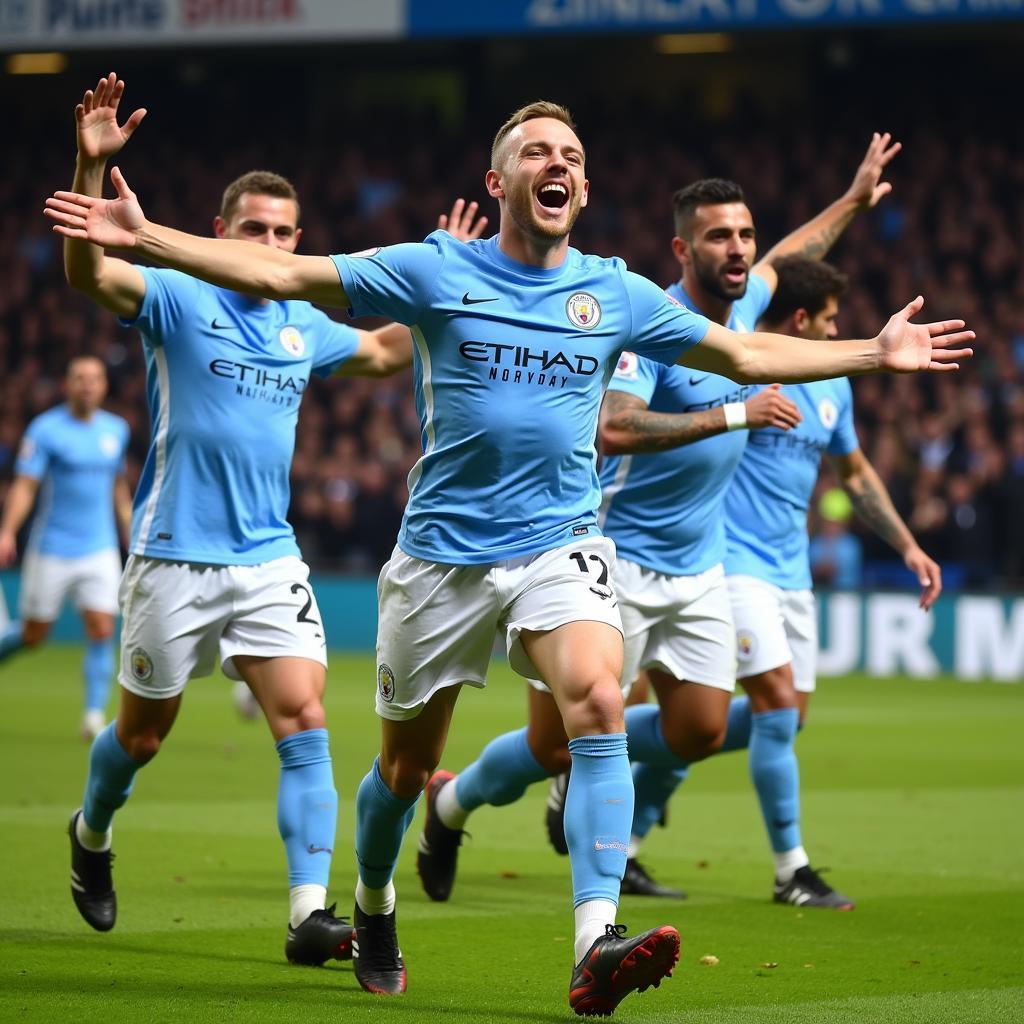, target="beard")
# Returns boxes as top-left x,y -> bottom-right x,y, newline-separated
692,249 -> 748,303
504,174 -> 583,243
